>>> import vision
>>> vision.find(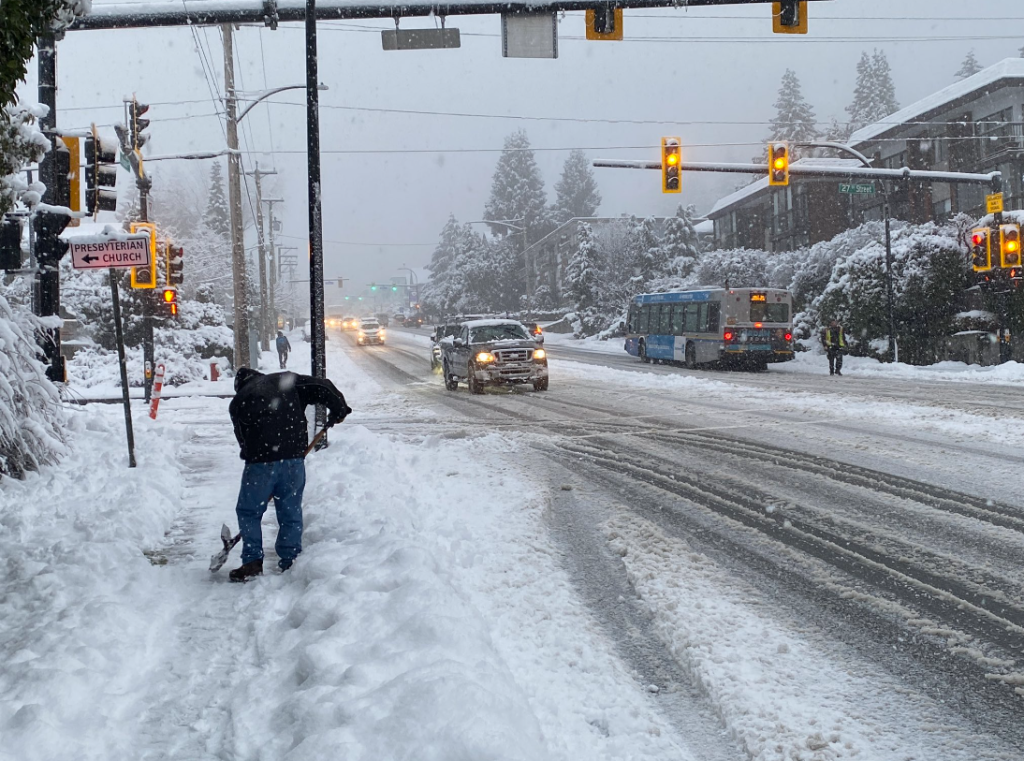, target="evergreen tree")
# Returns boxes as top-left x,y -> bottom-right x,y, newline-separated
423,214 -> 470,316
821,116 -> 851,144
553,150 -> 601,225
847,50 -> 900,132
660,205 -> 701,278
205,162 -> 230,238
766,69 -> 819,156
956,50 -> 982,79
628,217 -> 664,296
483,130 -> 550,247
566,223 -> 601,312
